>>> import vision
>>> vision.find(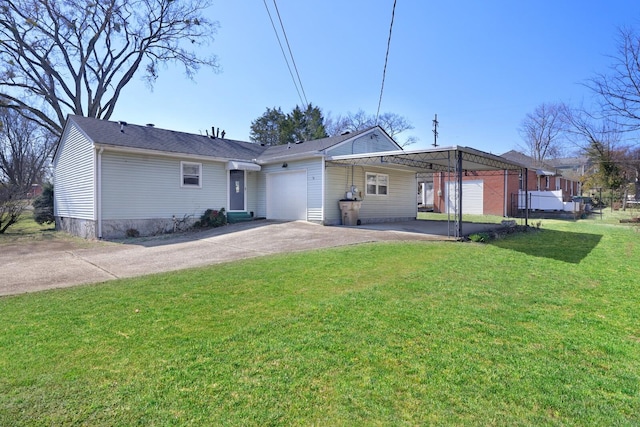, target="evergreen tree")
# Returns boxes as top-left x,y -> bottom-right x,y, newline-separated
33,183 -> 54,225
249,107 -> 286,146
250,104 -> 327,145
